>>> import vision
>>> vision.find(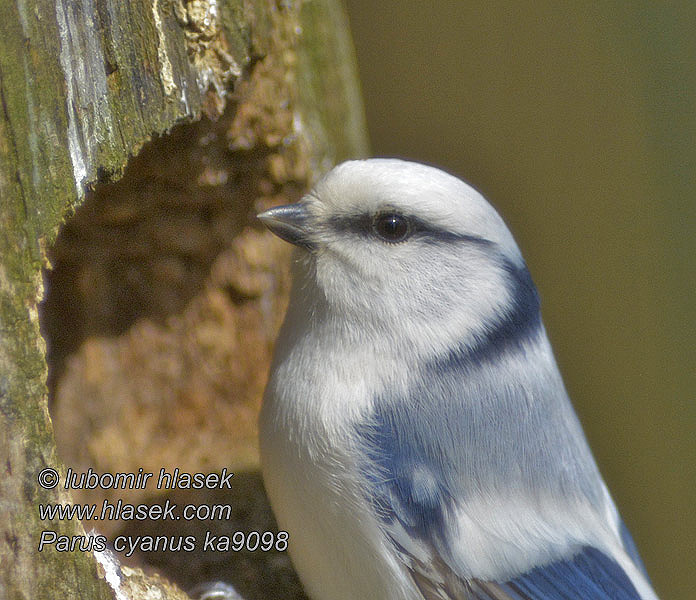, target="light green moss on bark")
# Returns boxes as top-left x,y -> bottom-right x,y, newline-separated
296,0 -> 370,169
